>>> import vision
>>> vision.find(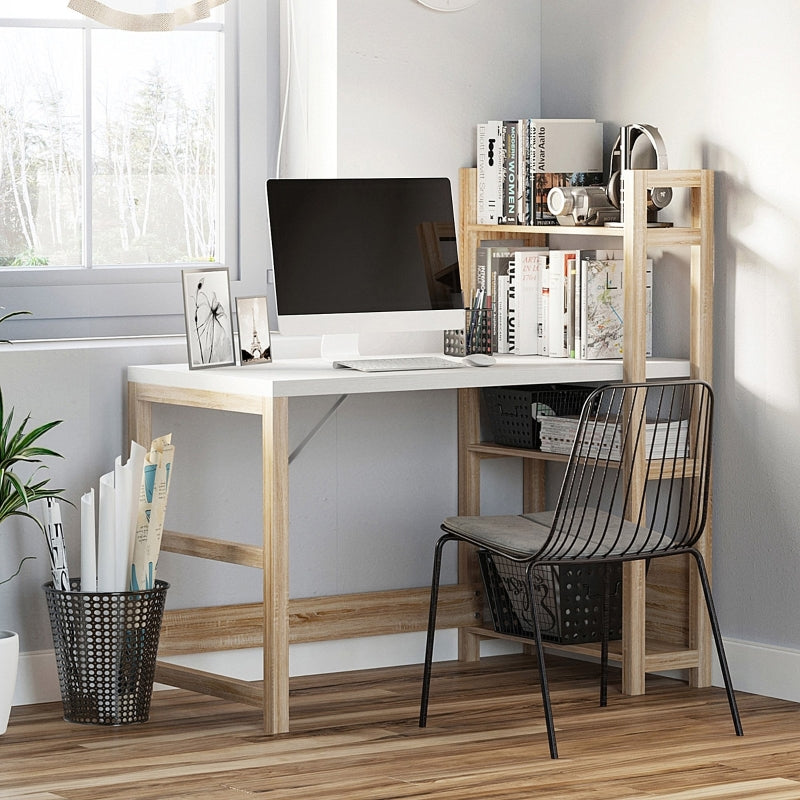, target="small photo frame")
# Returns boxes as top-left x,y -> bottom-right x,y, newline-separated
181,267 -> 236,369
236,296 -> 272,365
